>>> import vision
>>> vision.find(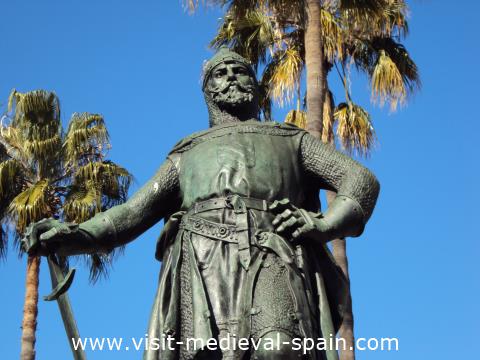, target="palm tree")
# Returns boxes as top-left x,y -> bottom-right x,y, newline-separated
187,1 -> 419,359
0,89 -> 132,360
